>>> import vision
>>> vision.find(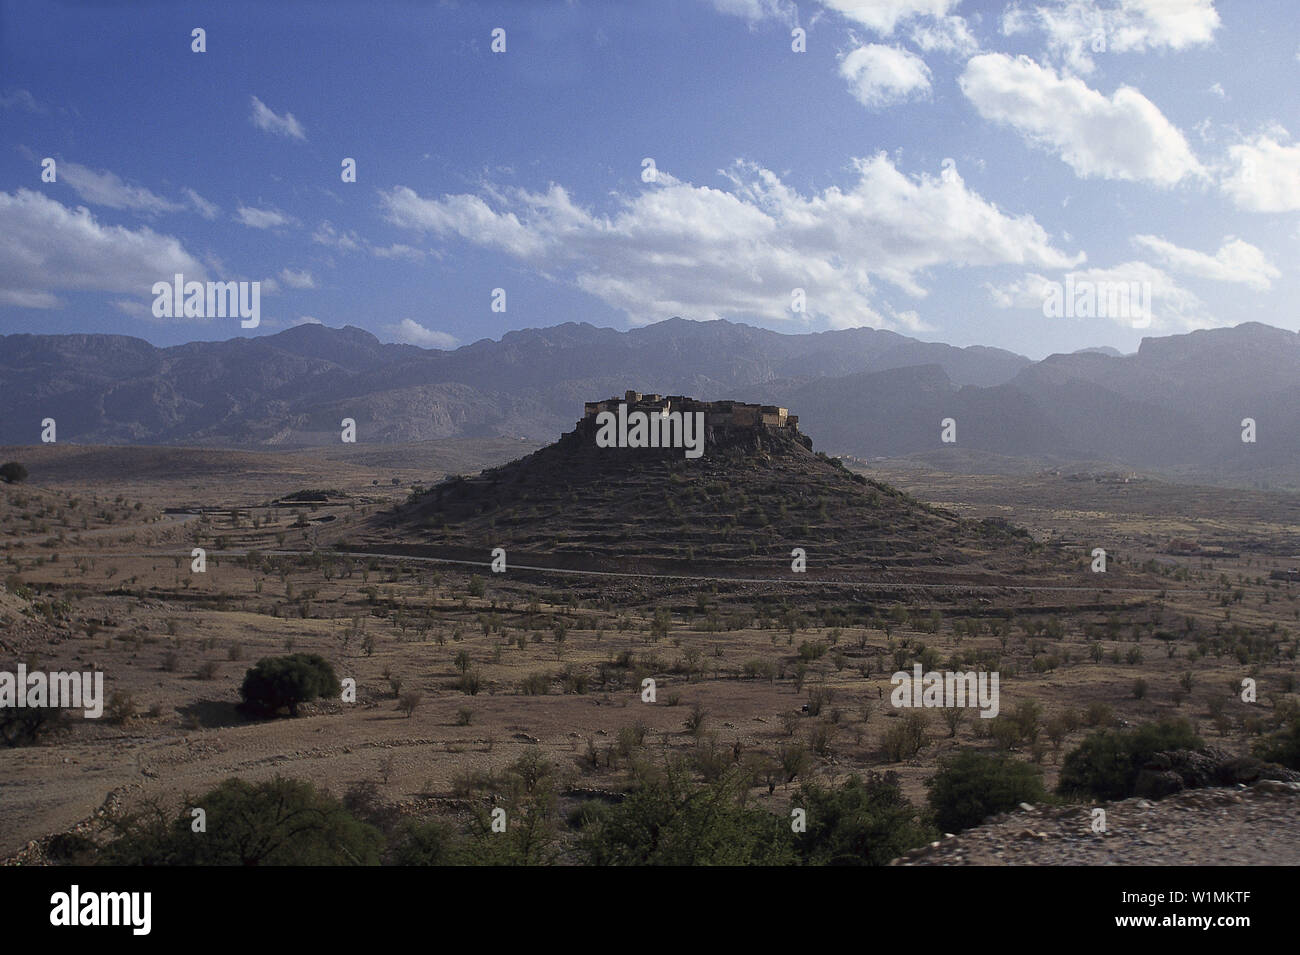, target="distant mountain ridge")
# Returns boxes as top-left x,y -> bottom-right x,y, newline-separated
2,318 -> 1297,483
